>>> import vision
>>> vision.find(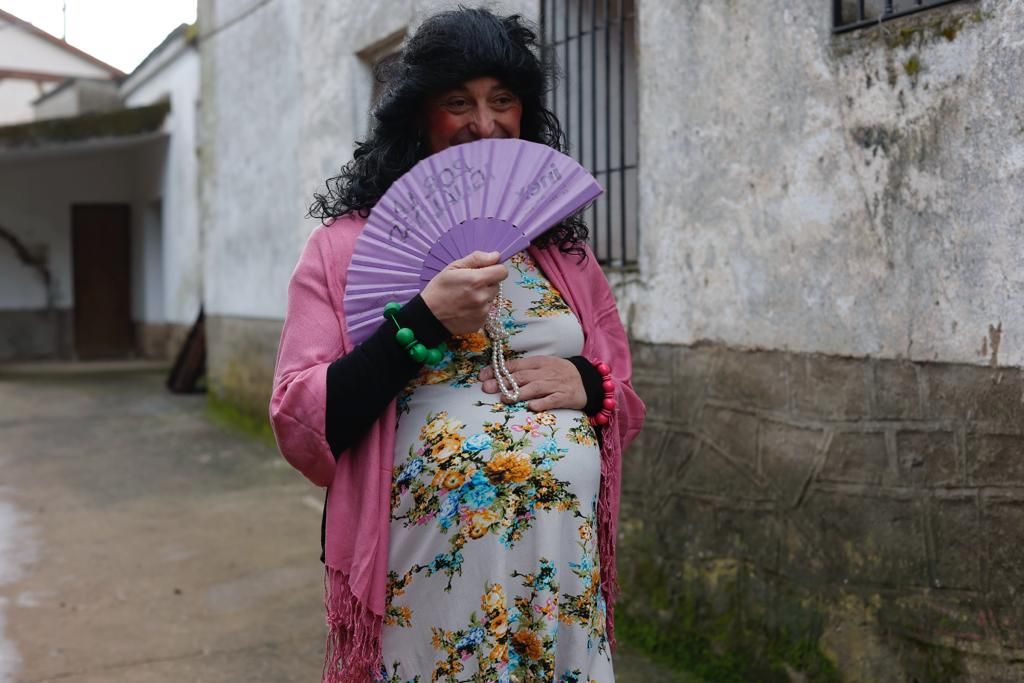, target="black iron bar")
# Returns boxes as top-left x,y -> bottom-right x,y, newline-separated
577,0 -> 584,173
591,0 -> 600,258
604,0 -> 612,263
546,1 -> 556,119
618,0 -> 627,266
564,1 -> 571,153
835,0 -> 960,32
